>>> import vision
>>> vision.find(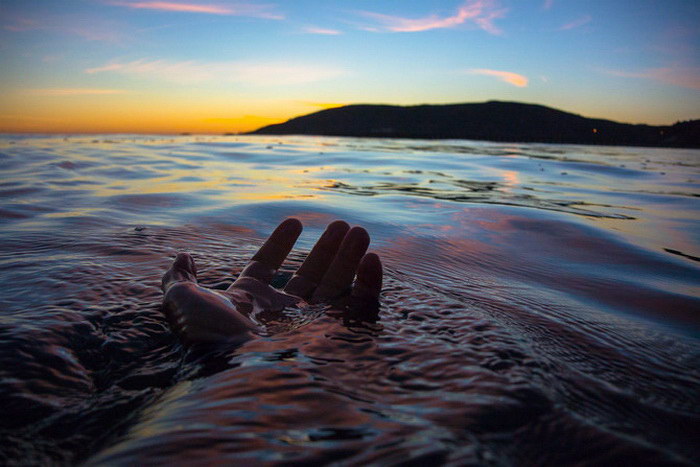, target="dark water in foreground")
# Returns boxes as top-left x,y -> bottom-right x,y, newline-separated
1,134 -> 699,465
